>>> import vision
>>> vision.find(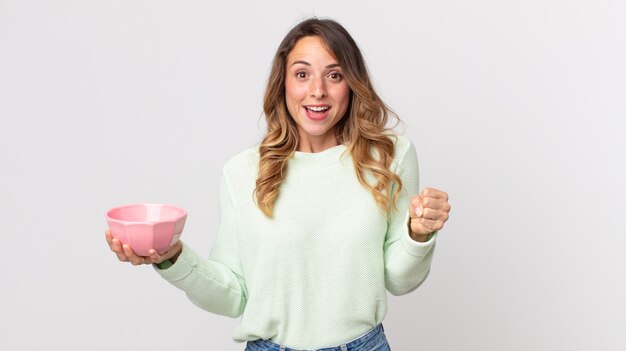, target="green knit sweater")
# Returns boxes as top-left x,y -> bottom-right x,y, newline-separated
154,134 -> 436,349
